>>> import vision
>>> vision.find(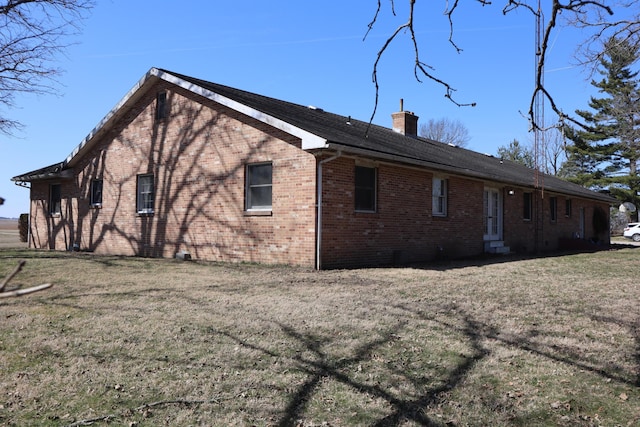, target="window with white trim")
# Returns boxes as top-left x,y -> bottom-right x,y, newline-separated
432,177 -> 447,217
355,166 -> 377,212
246,163 -> 272,210
90,179 -> 103,207
136,174 -> 154,214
